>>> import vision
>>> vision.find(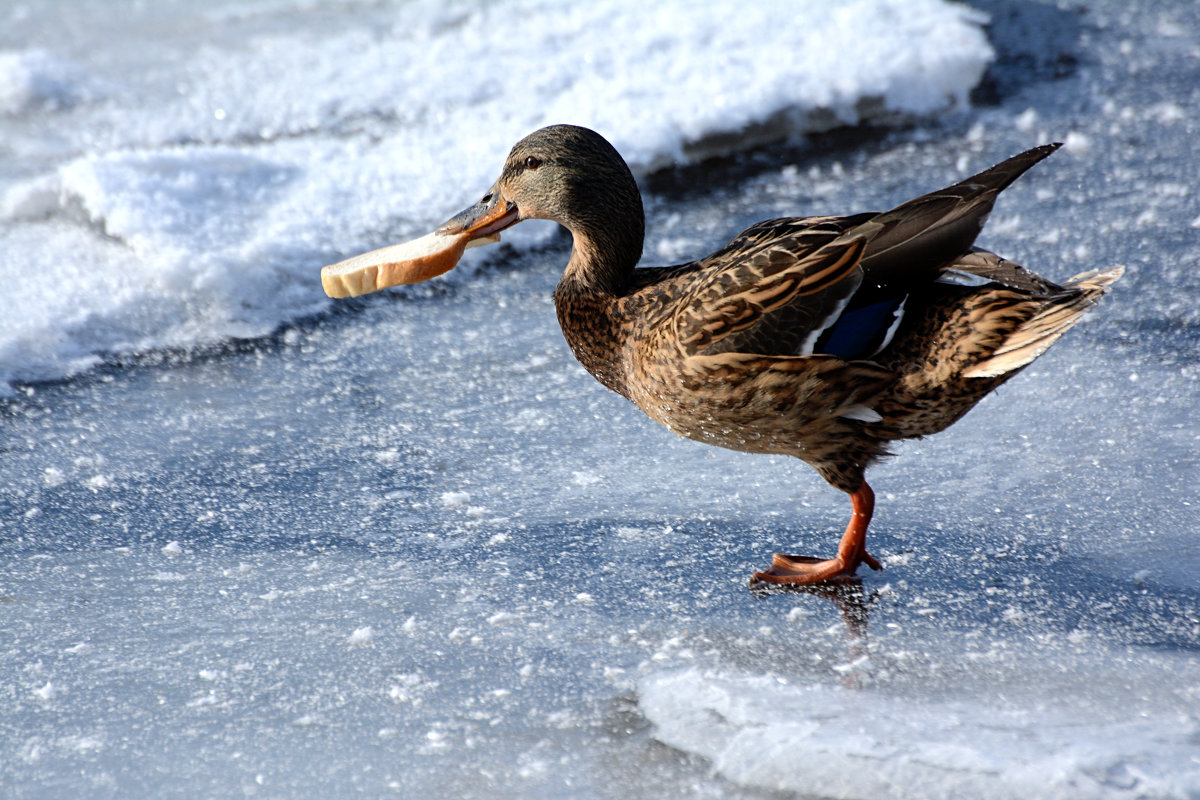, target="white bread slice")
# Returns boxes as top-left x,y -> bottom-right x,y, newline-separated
322,230 -> 489,298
